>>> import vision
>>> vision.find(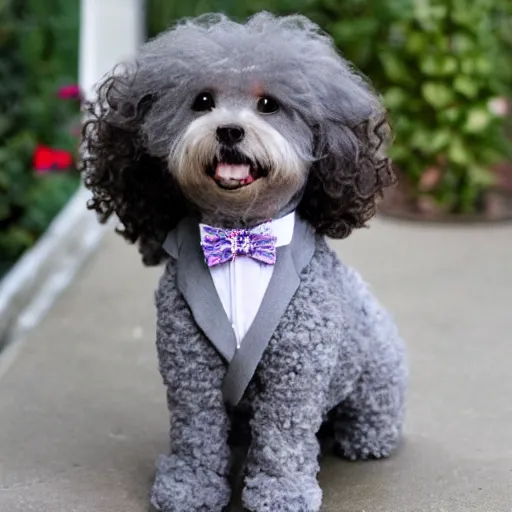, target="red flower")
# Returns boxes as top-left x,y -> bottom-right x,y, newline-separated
33,145 -> 73,174
58,84 -> 82,100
